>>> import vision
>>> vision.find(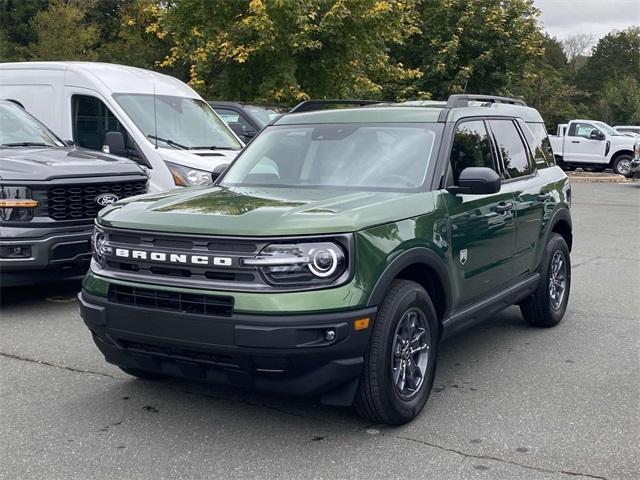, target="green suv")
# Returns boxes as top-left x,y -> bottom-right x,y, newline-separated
80,95 -> 572,425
